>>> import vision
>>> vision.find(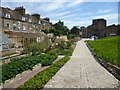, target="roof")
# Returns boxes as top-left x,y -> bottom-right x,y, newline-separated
1,6 -> 50,24
0,32 -> 15,45
4,30 -> 47,38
